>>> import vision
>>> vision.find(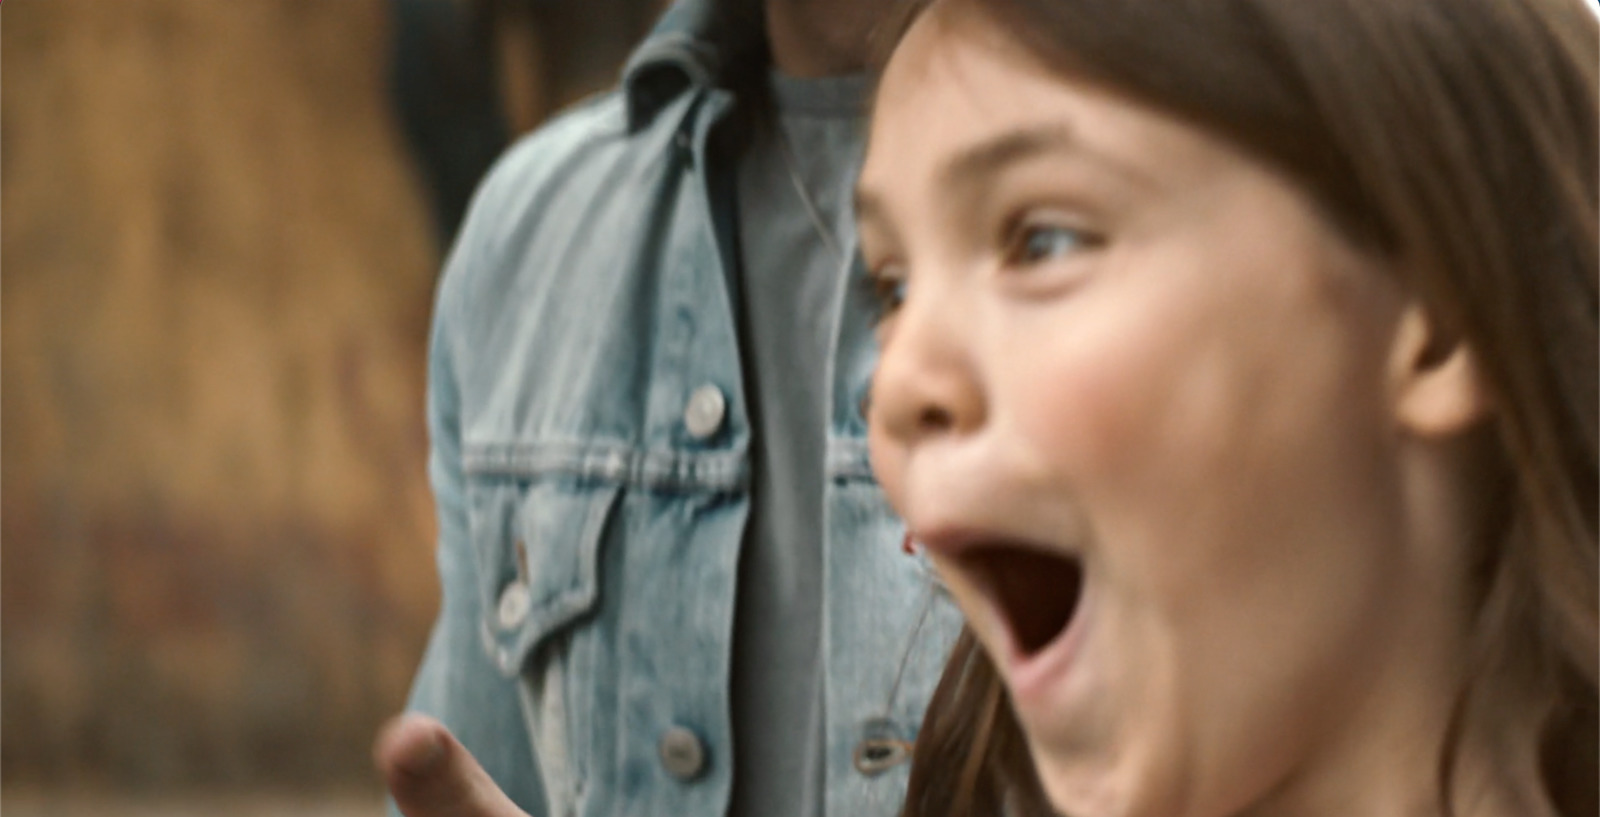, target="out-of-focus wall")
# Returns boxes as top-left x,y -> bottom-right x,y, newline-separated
3,0 -> 443,788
